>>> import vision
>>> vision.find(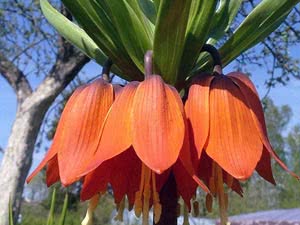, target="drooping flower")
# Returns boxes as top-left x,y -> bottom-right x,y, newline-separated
79,51 -> 209,224
185,71 -> 298,181
185,69 -> 299,223
26,78 -> 120,186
